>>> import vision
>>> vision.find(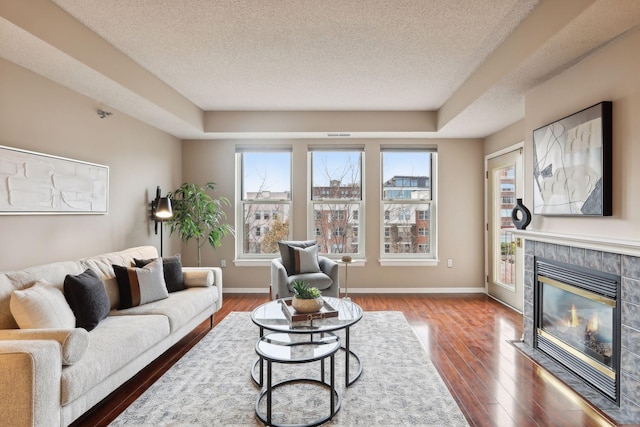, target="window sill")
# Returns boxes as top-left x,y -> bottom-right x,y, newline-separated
378,259 -> 439,267
233,259 -> 272,267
